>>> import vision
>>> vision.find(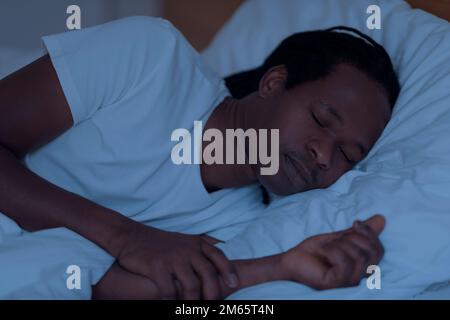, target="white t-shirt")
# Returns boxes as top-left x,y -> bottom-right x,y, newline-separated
25,16 -> 264,239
